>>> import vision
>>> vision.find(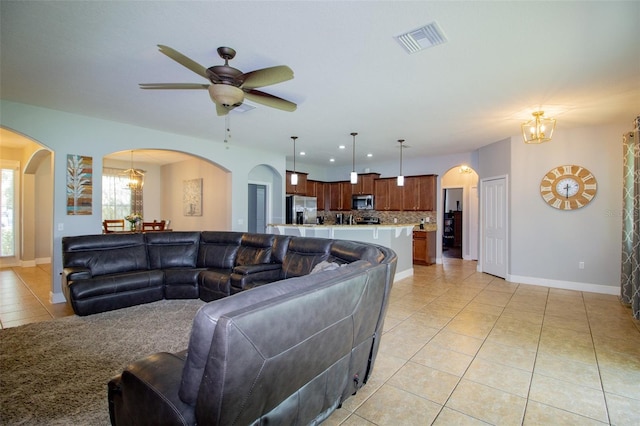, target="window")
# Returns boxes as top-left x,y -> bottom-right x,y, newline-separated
102,167 -> 140,220
1,161 -> 18,257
